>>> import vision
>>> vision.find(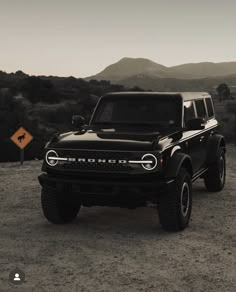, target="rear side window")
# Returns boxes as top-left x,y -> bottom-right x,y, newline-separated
184,101 -> 196,125
195,100 -> 207,120
205,98 -> 214,118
